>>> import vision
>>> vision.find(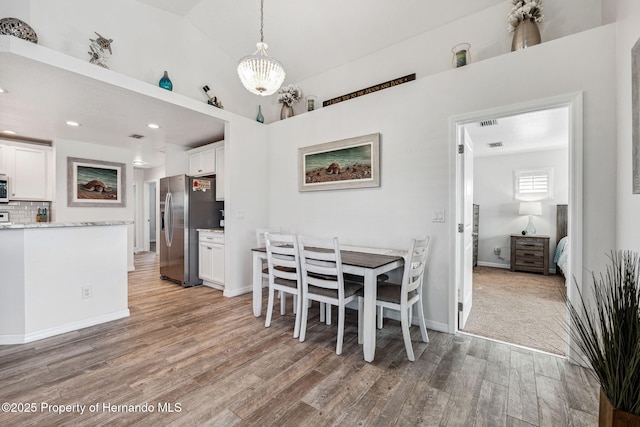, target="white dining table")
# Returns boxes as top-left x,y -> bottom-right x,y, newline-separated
251,245 -> 405,363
